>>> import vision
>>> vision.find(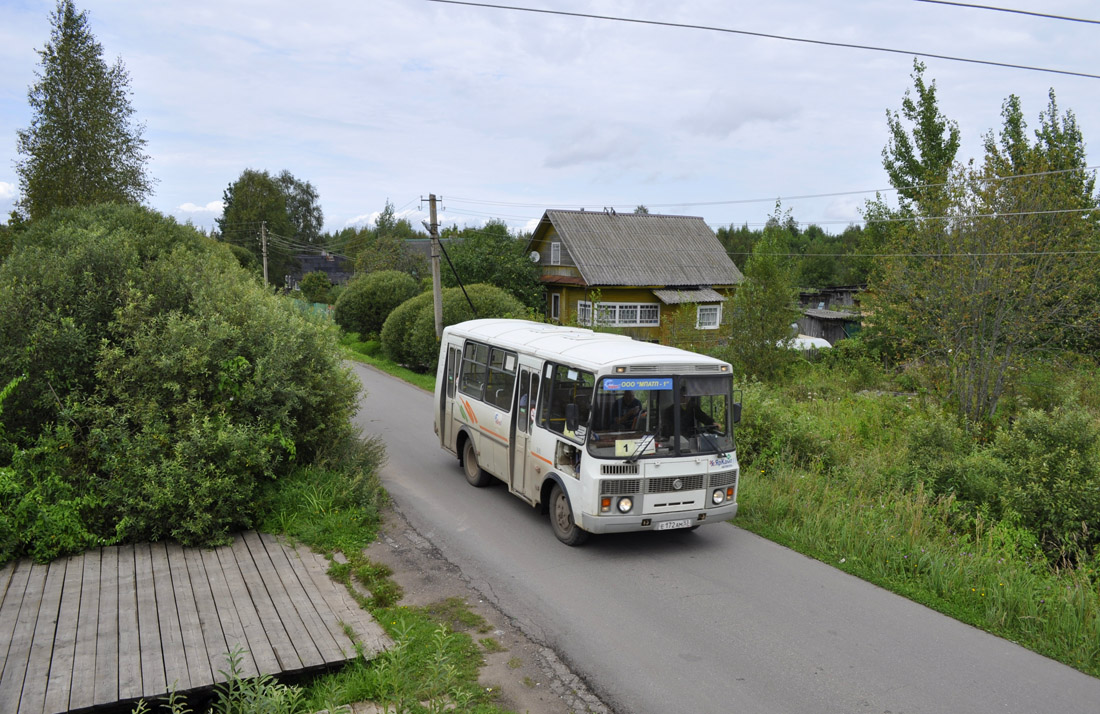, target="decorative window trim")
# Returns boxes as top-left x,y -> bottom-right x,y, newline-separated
577,301 -> 660,327
550,241 -> 561,266
696,304 -> 722,330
